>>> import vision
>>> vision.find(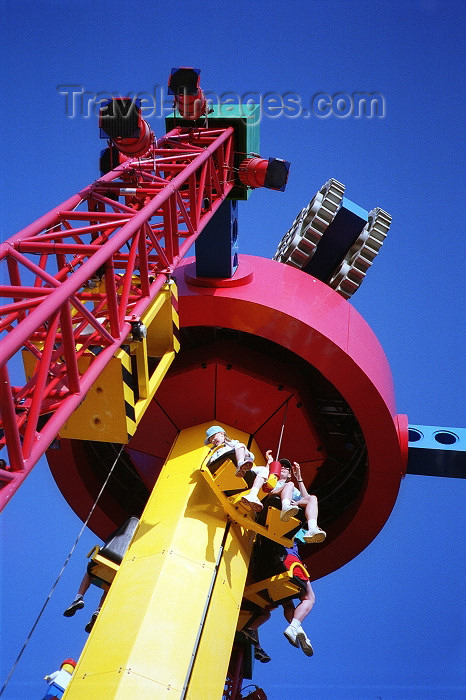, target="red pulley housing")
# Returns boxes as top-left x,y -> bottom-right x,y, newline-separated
238,157 -> 268,188
99,98 -> 153,158
175,88 -> 207,120
168,67 -> 207,120
112,118 -> 152,157
238,157 -> 290,191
